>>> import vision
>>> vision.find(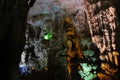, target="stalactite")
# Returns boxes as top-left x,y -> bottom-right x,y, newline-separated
63,17 -> 84,80
84,0 -> 119,79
